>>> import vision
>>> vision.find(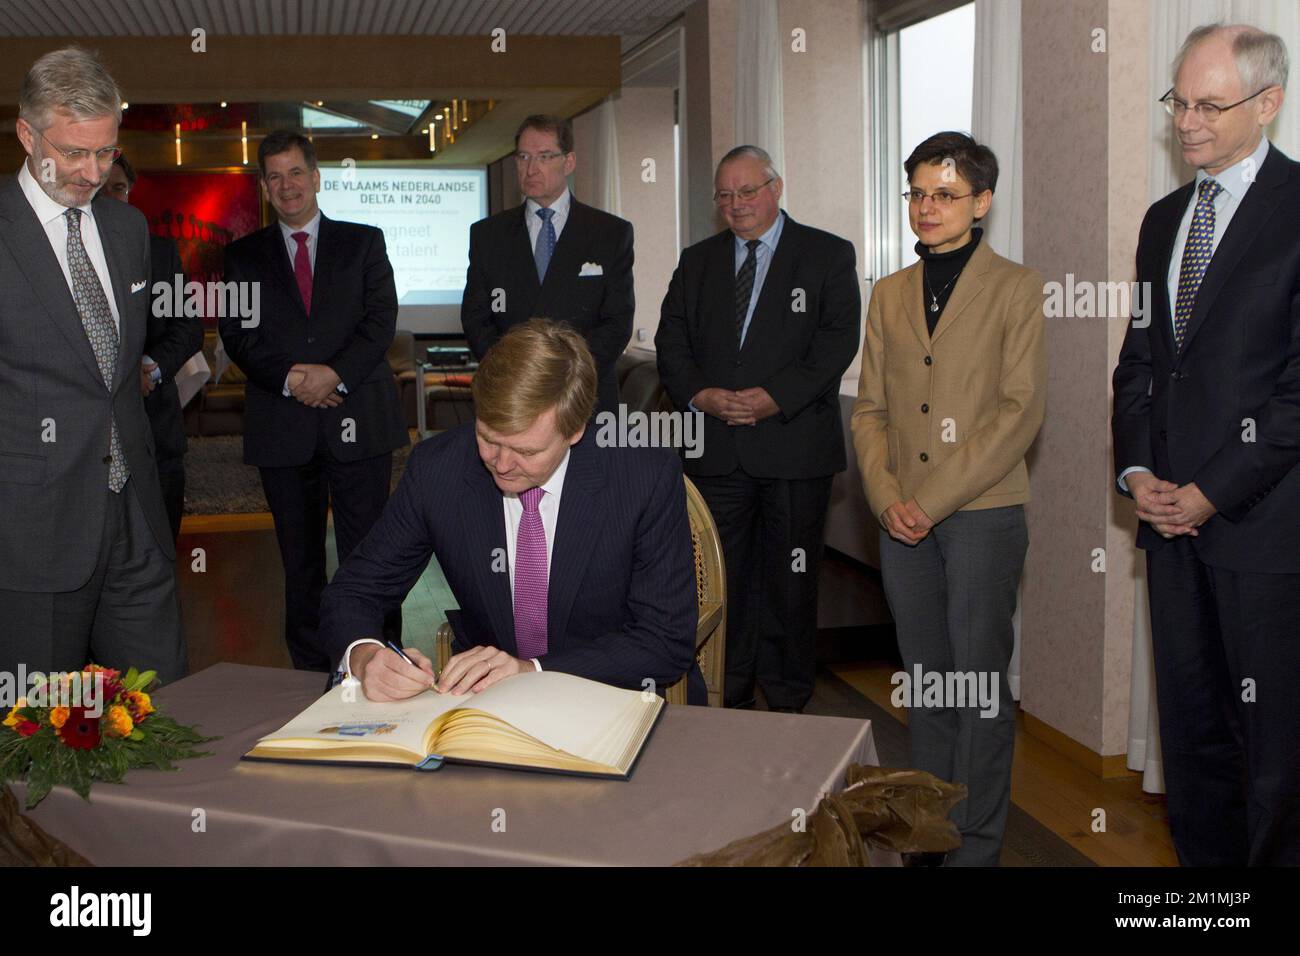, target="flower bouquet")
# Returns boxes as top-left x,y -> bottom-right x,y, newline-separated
0,665 -> 213,809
